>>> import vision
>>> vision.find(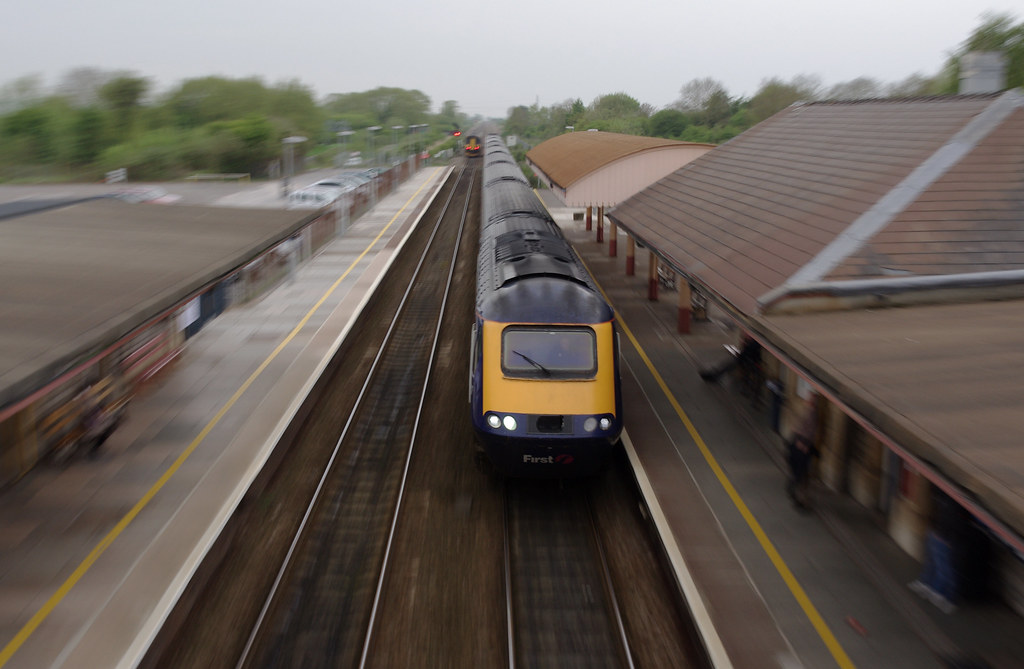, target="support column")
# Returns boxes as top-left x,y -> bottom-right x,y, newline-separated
677,281 -> 691,334
648,251 -> 659,301
626,236 -> 635,276
596,206 -> 604,243
585,206 -> 592,231
609,220 -> 618,257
